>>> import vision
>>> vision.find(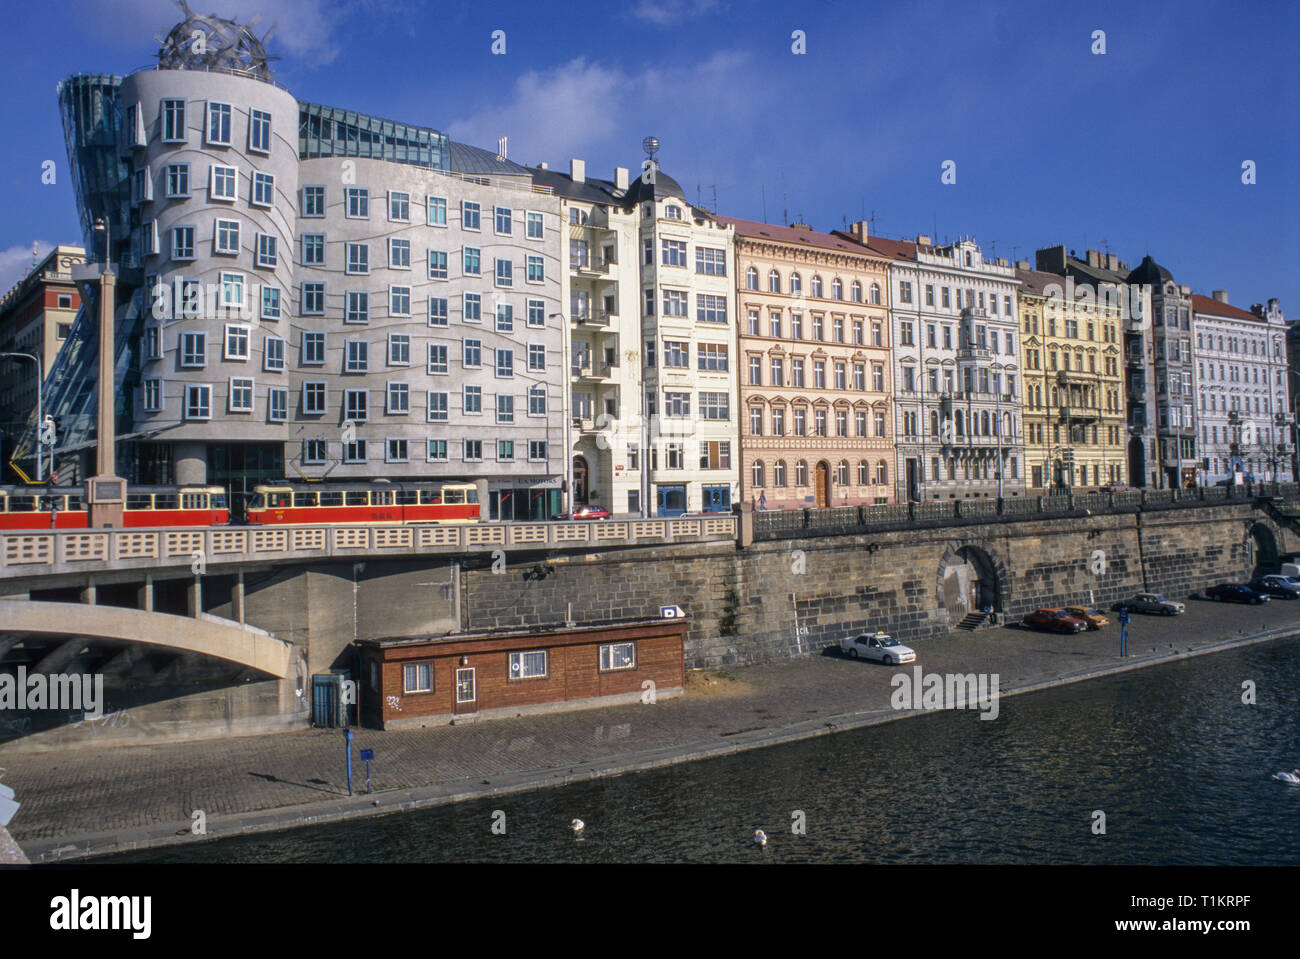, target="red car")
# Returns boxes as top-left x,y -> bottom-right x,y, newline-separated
552,505 -> 611,520
1022,608 -> 1086,634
